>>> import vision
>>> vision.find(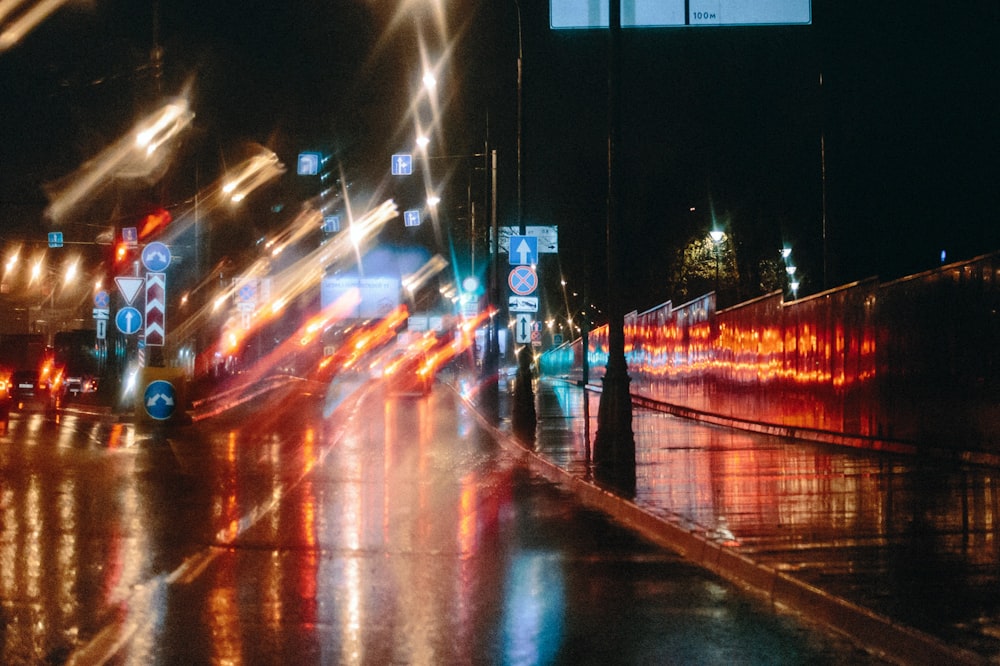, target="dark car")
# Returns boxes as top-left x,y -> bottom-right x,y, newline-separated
10,369 -> 50,408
